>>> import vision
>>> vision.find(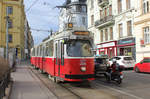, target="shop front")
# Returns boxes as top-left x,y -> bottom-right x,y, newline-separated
117,37 -> 136,60
96,41 -> 117,58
